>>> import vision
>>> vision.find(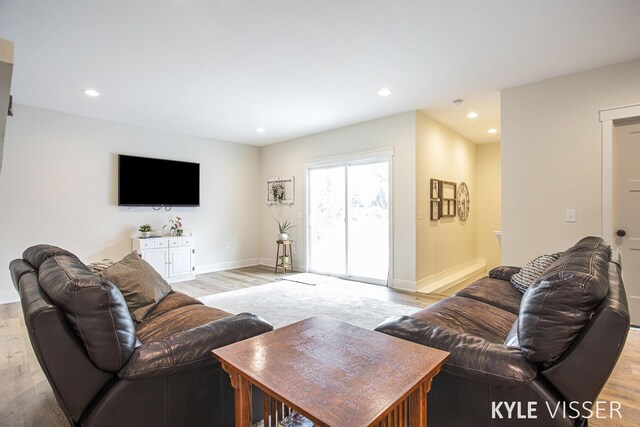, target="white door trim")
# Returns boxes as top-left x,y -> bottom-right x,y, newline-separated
600,103 -> 640,241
